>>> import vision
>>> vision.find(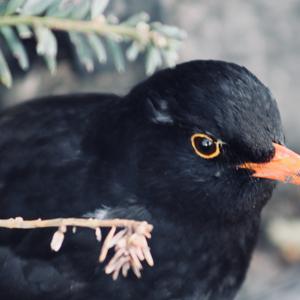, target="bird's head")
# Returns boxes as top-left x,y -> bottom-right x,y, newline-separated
127,60 -> 300,221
